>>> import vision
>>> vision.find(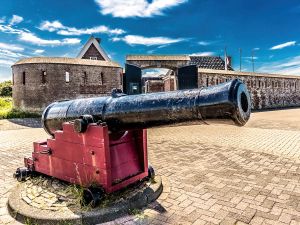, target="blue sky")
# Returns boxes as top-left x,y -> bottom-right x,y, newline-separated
1,0 -> 300,81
